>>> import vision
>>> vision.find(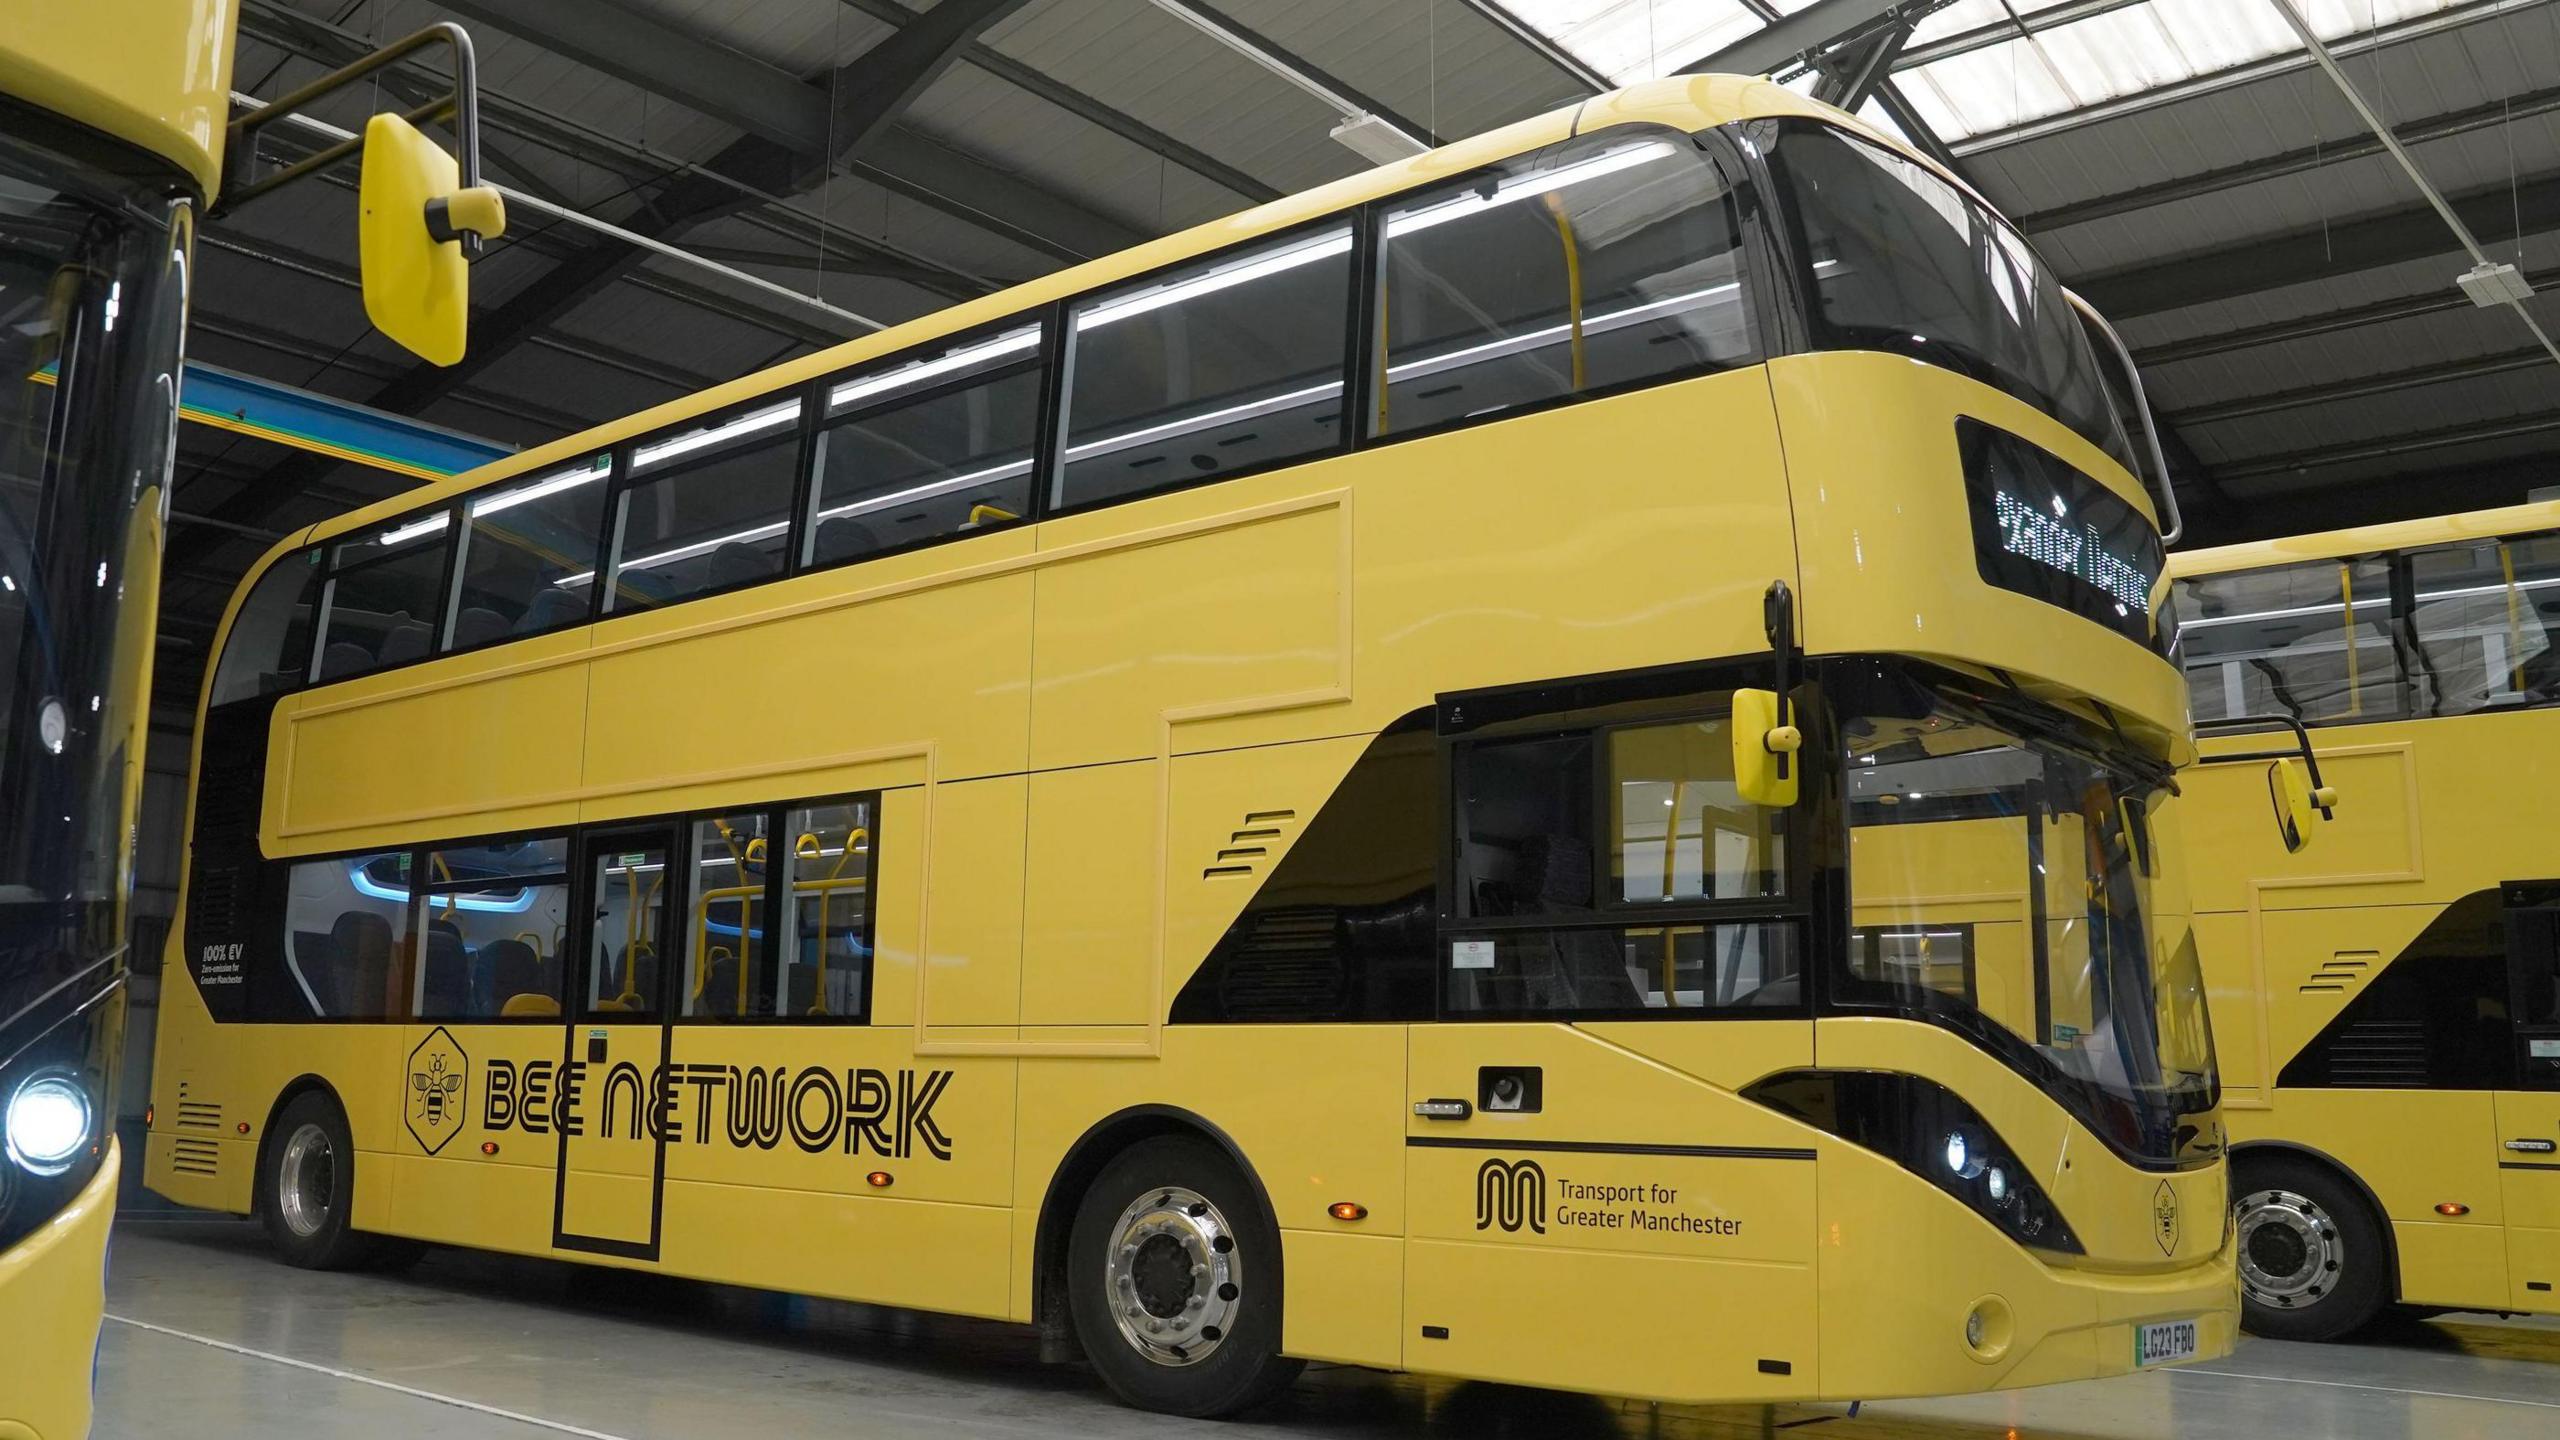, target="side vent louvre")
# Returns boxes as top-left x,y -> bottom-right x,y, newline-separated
175,1082 -> 222,1131
1203,809 -> 1297,880
1210,906 -> 1346,1017
192,756 -> 260,838
2325,1019 -> 2429,1087
2300,951 -> 2378,995
171,1138 -> 221,1177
